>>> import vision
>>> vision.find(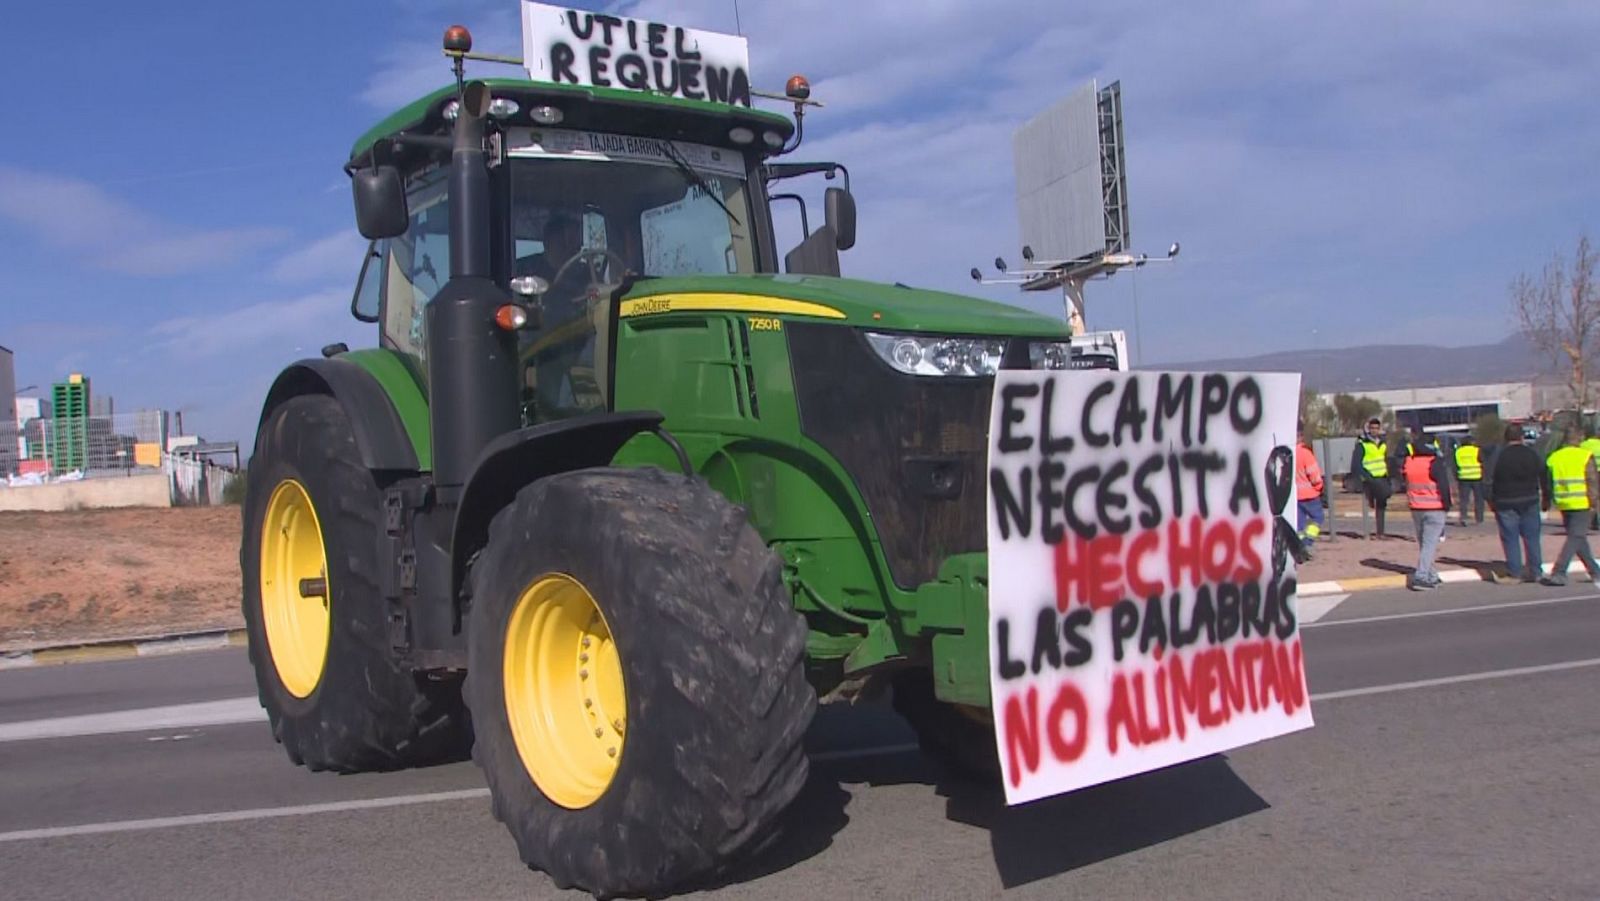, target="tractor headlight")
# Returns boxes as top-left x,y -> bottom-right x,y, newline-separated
865,332 -> 1005,377
1029,336 -> 1125,371
1029,341 -> 1073,370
